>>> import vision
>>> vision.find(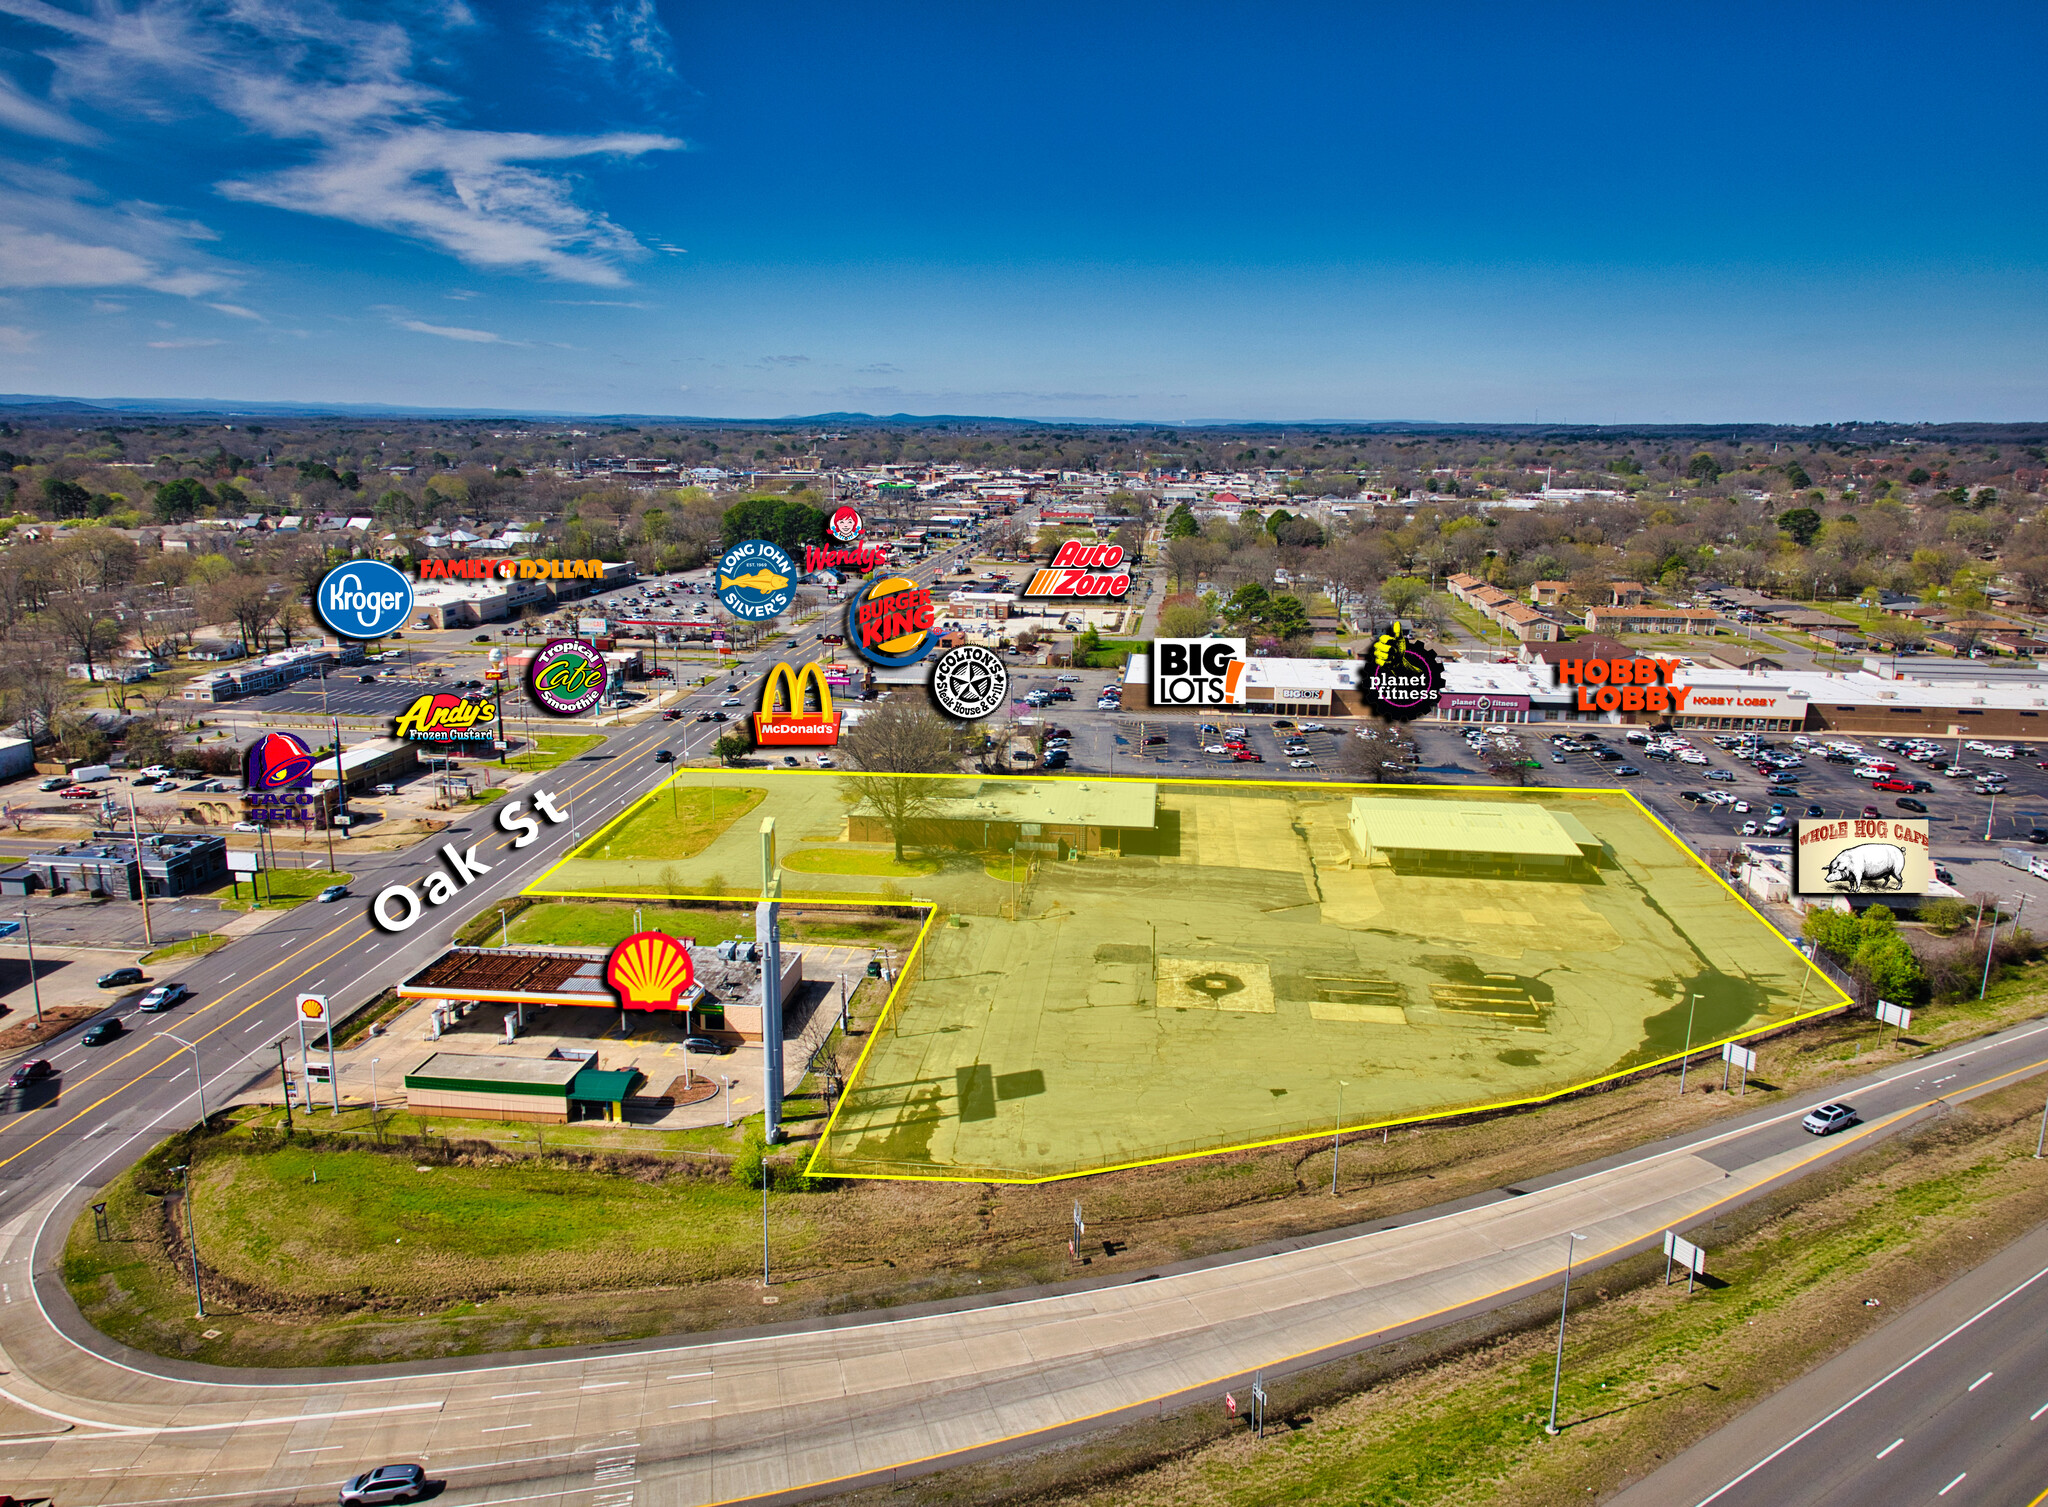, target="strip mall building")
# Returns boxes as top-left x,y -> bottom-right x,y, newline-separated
1120,652 -> 2048,739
